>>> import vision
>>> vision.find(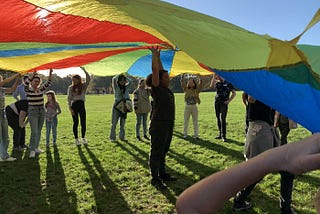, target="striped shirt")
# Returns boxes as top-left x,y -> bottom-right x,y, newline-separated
25,79 -> 51,107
